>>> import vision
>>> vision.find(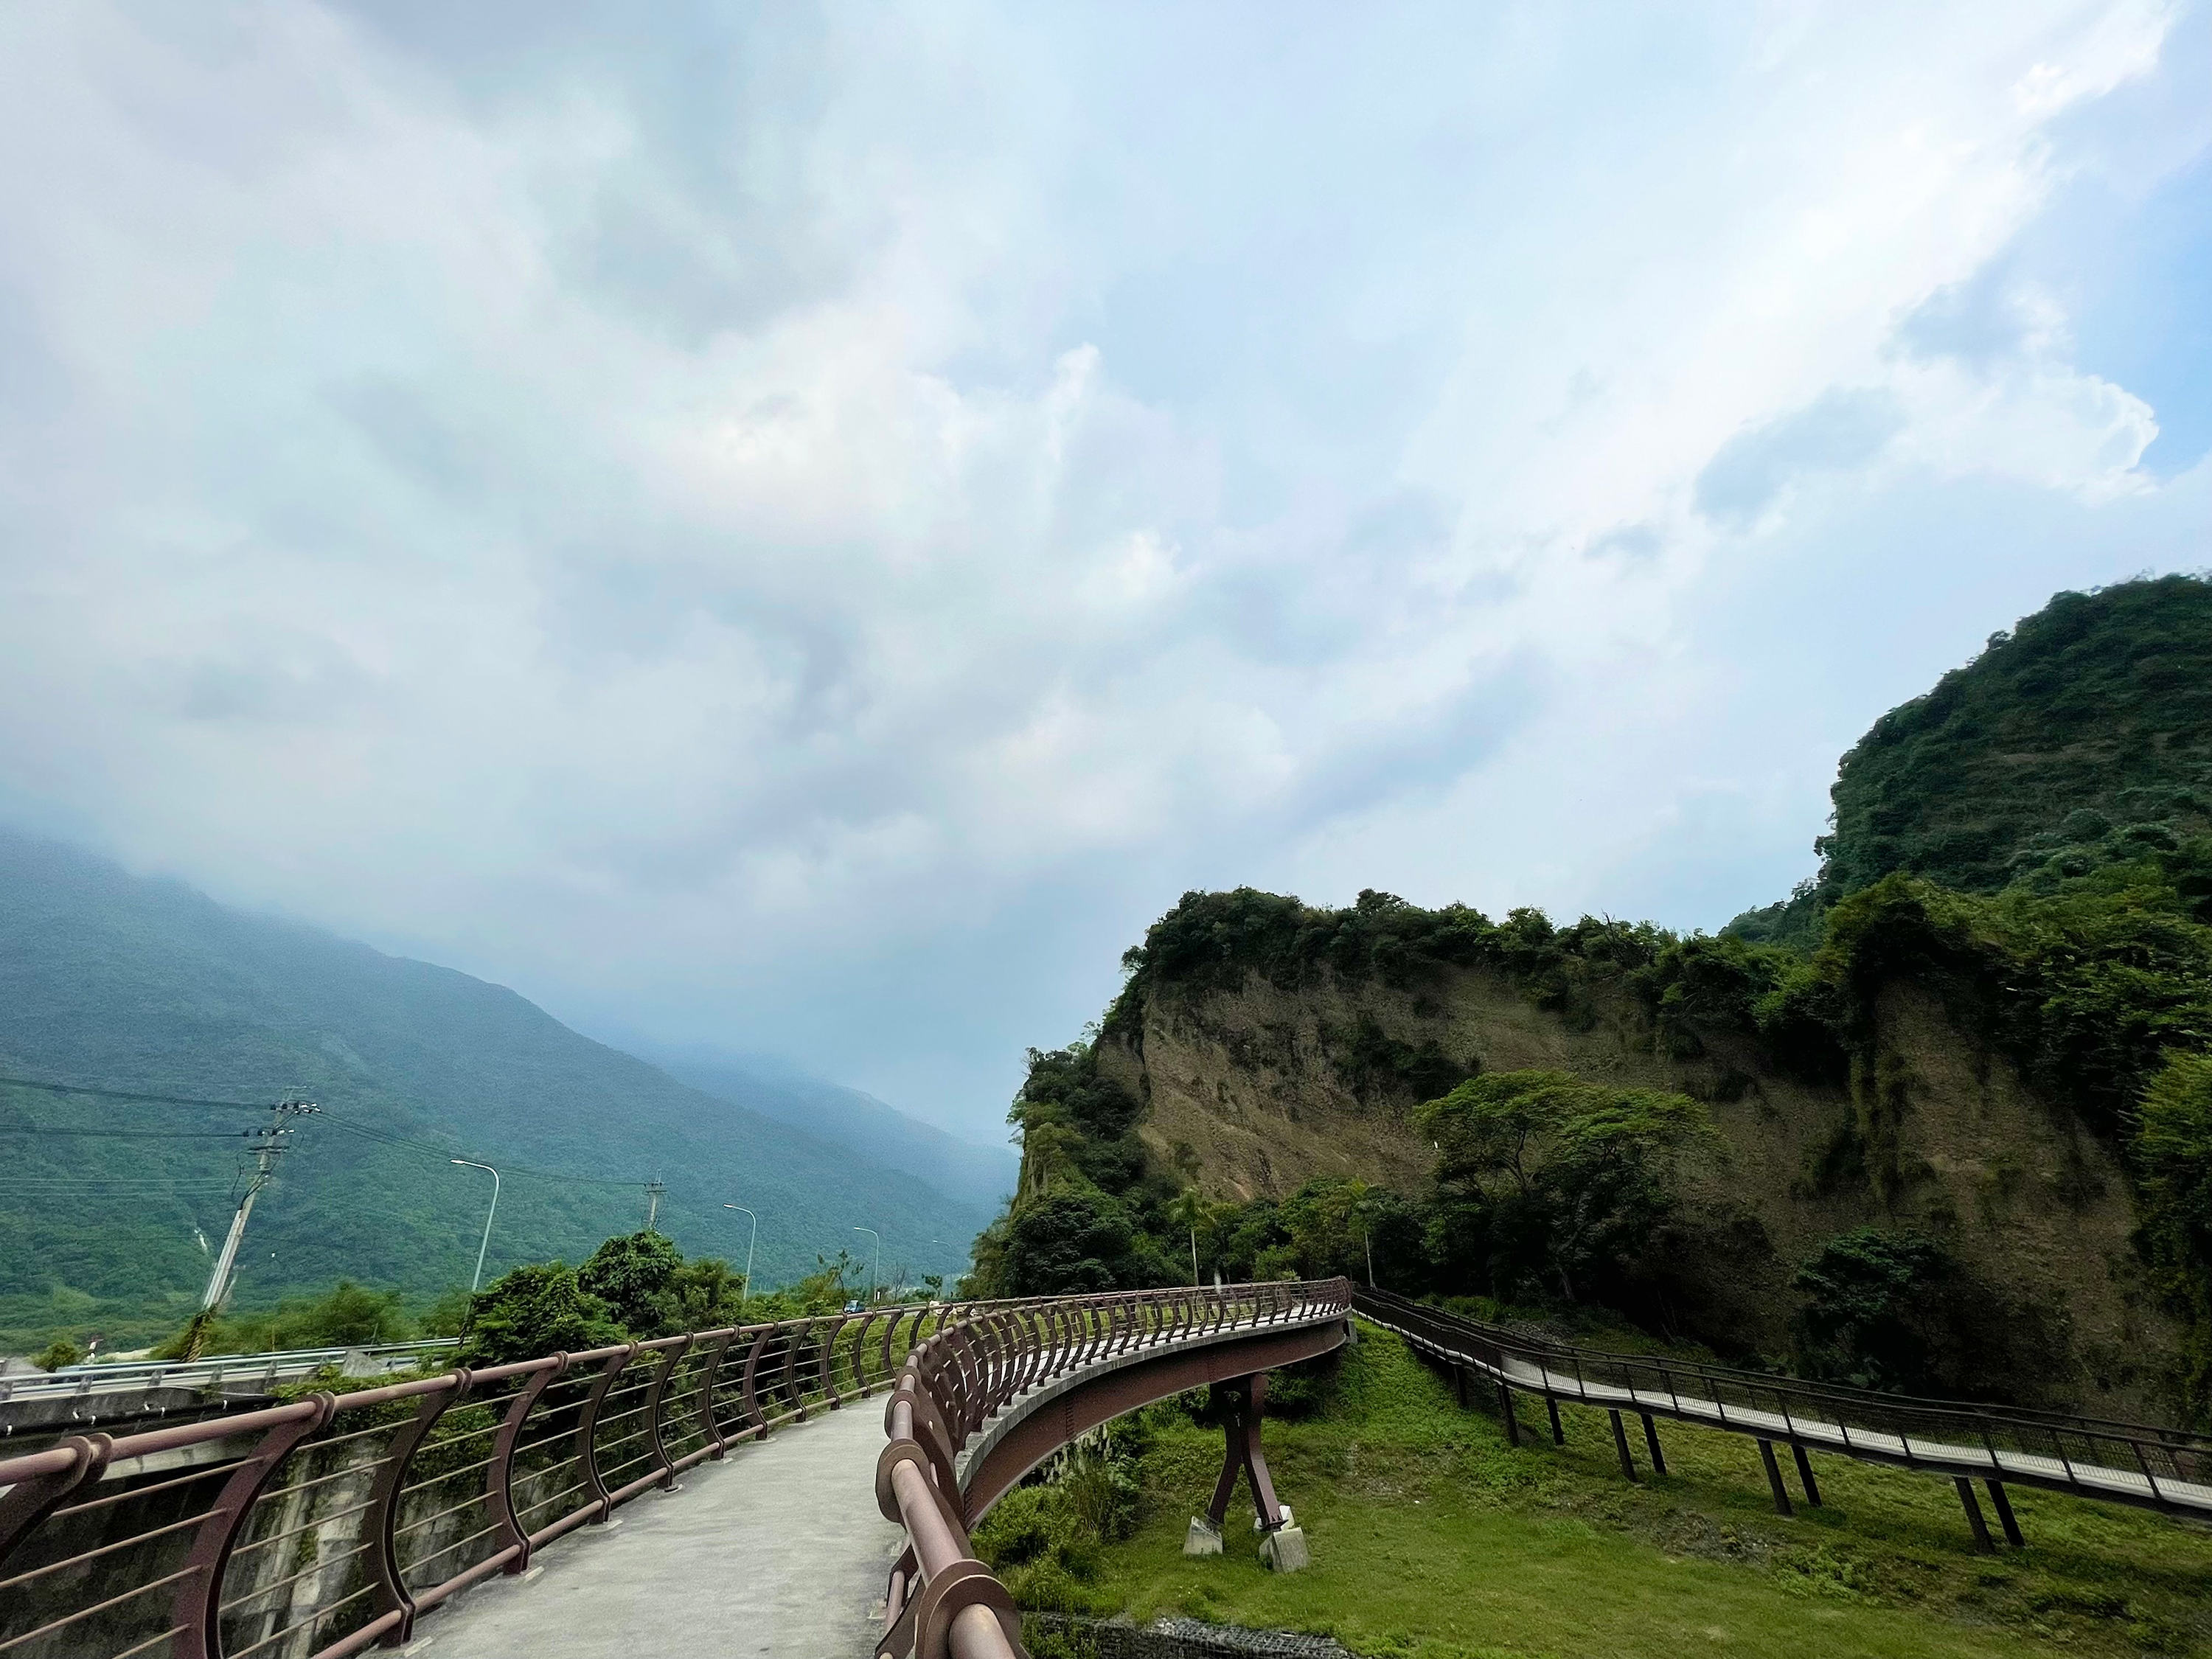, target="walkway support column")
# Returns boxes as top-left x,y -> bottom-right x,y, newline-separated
1183,1374 -> 1309,1571
1985,1479 -> 2024,1547
1955,1477 -> 1995,1551
1791,1443 -> 1822,1509
1757,1438 -> 1795,1517
1607,1410 -> 1638,1483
